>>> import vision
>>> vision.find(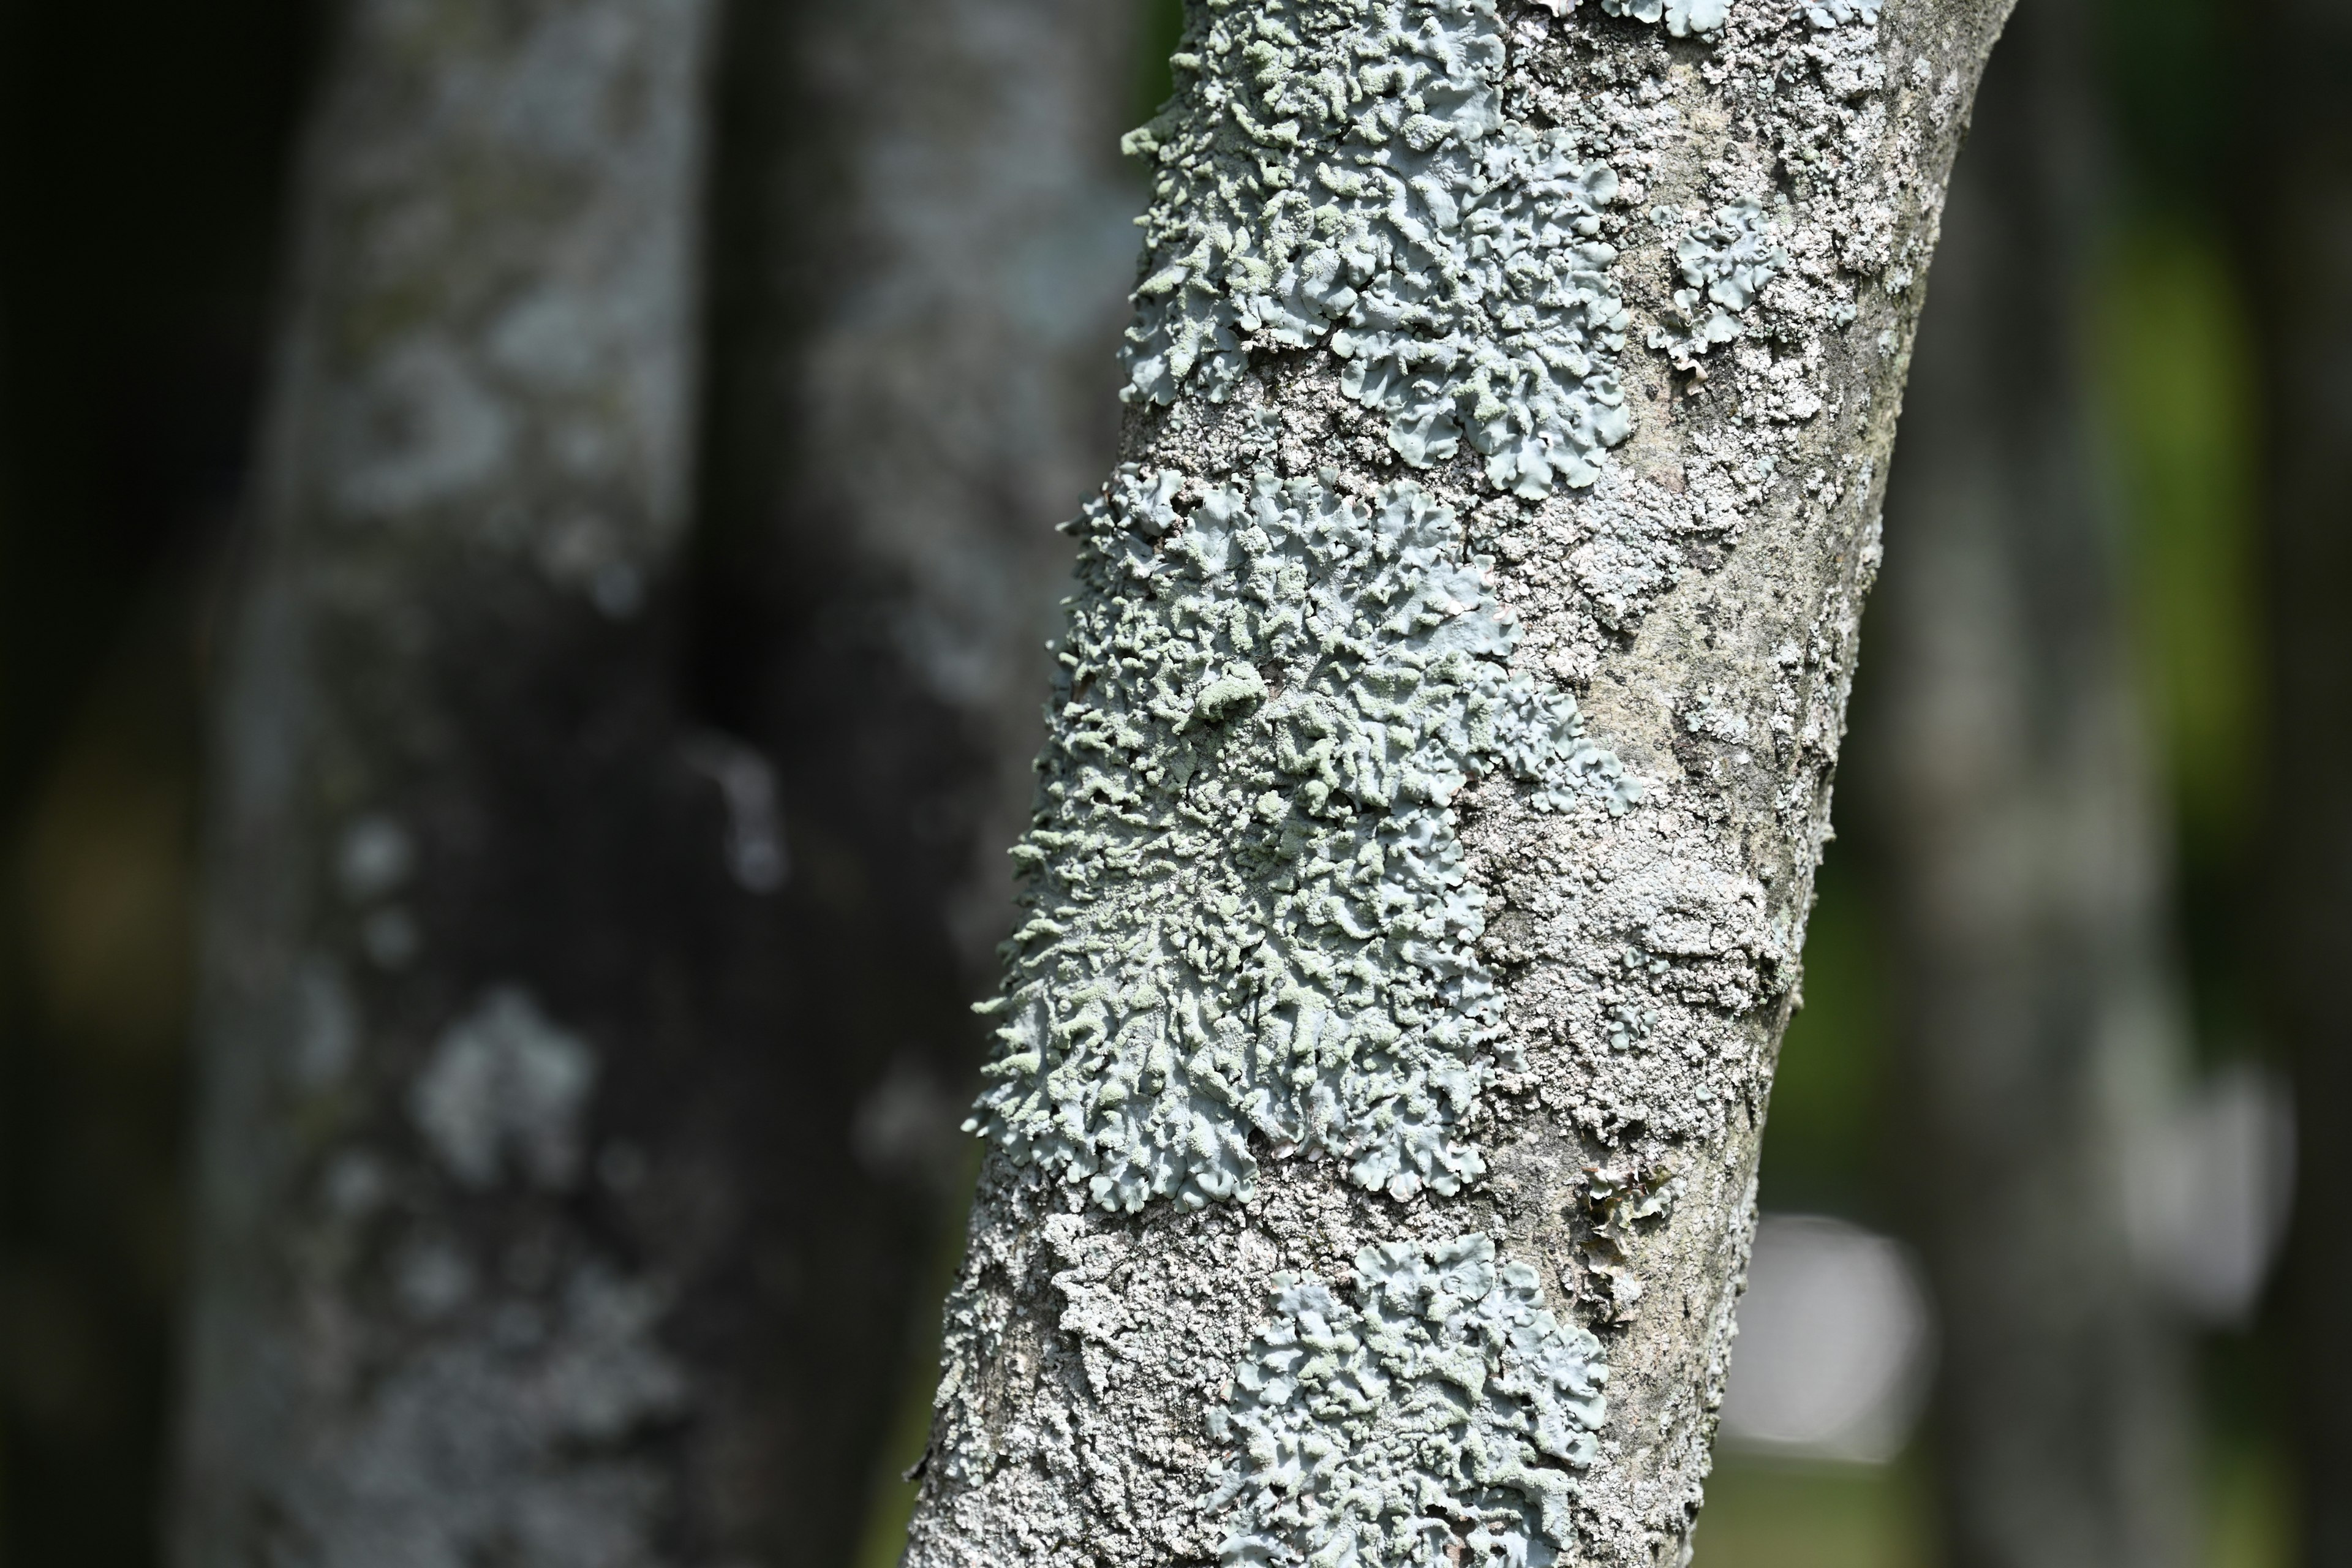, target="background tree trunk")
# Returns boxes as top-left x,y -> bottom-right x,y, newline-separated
900,4 -> 2012,1566
693,0 -> 1142,1136
171,0 -> 1147,1563
1850,0 -> 2198,1560
168,2 -> 818,1561
691,0 -> 1144,1541
2247,0 -> 2352,1561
